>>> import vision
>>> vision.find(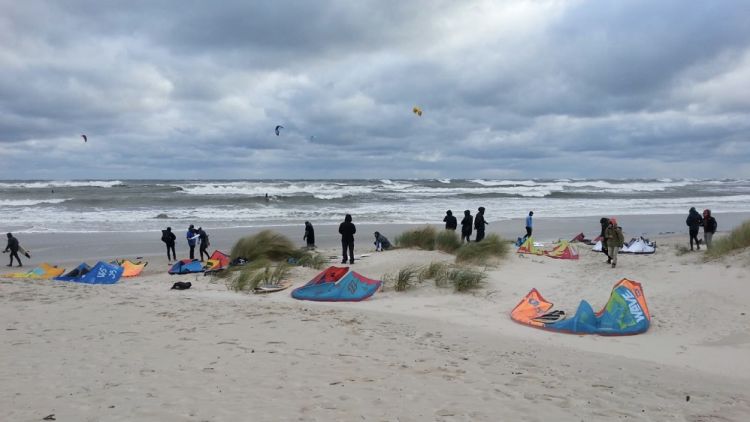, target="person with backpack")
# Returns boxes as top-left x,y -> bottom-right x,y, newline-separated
702,209 -> 717,250
443,210 -> 457,231
460,210 -> 473,243
338,214 -> 356,264
686,207 -> 703,251
197,227 -> 210,261
604,218 -> 625,268
161,227 -> 177,262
